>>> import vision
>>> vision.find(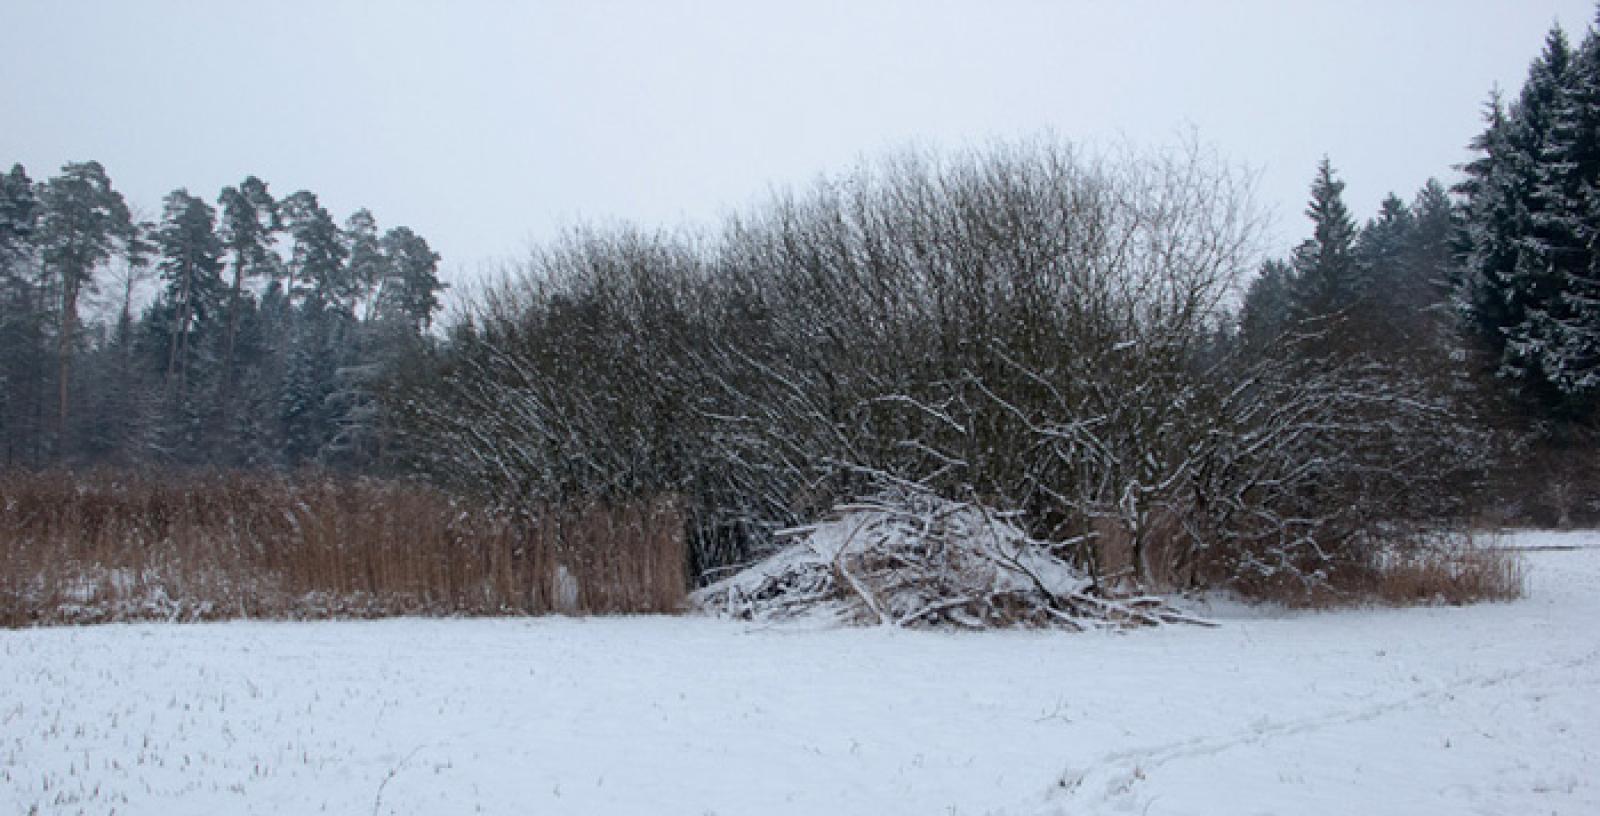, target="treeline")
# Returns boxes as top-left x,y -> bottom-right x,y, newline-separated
1238,21 -> 1600,434
0,164 -> 444,469
1227,18 -> 1600,530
